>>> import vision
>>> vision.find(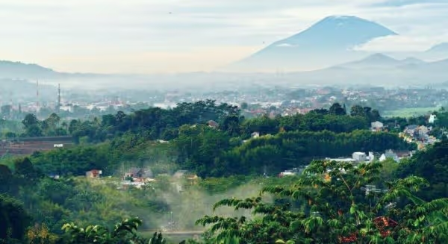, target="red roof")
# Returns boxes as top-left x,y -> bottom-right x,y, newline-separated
88,169 -> 101,177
